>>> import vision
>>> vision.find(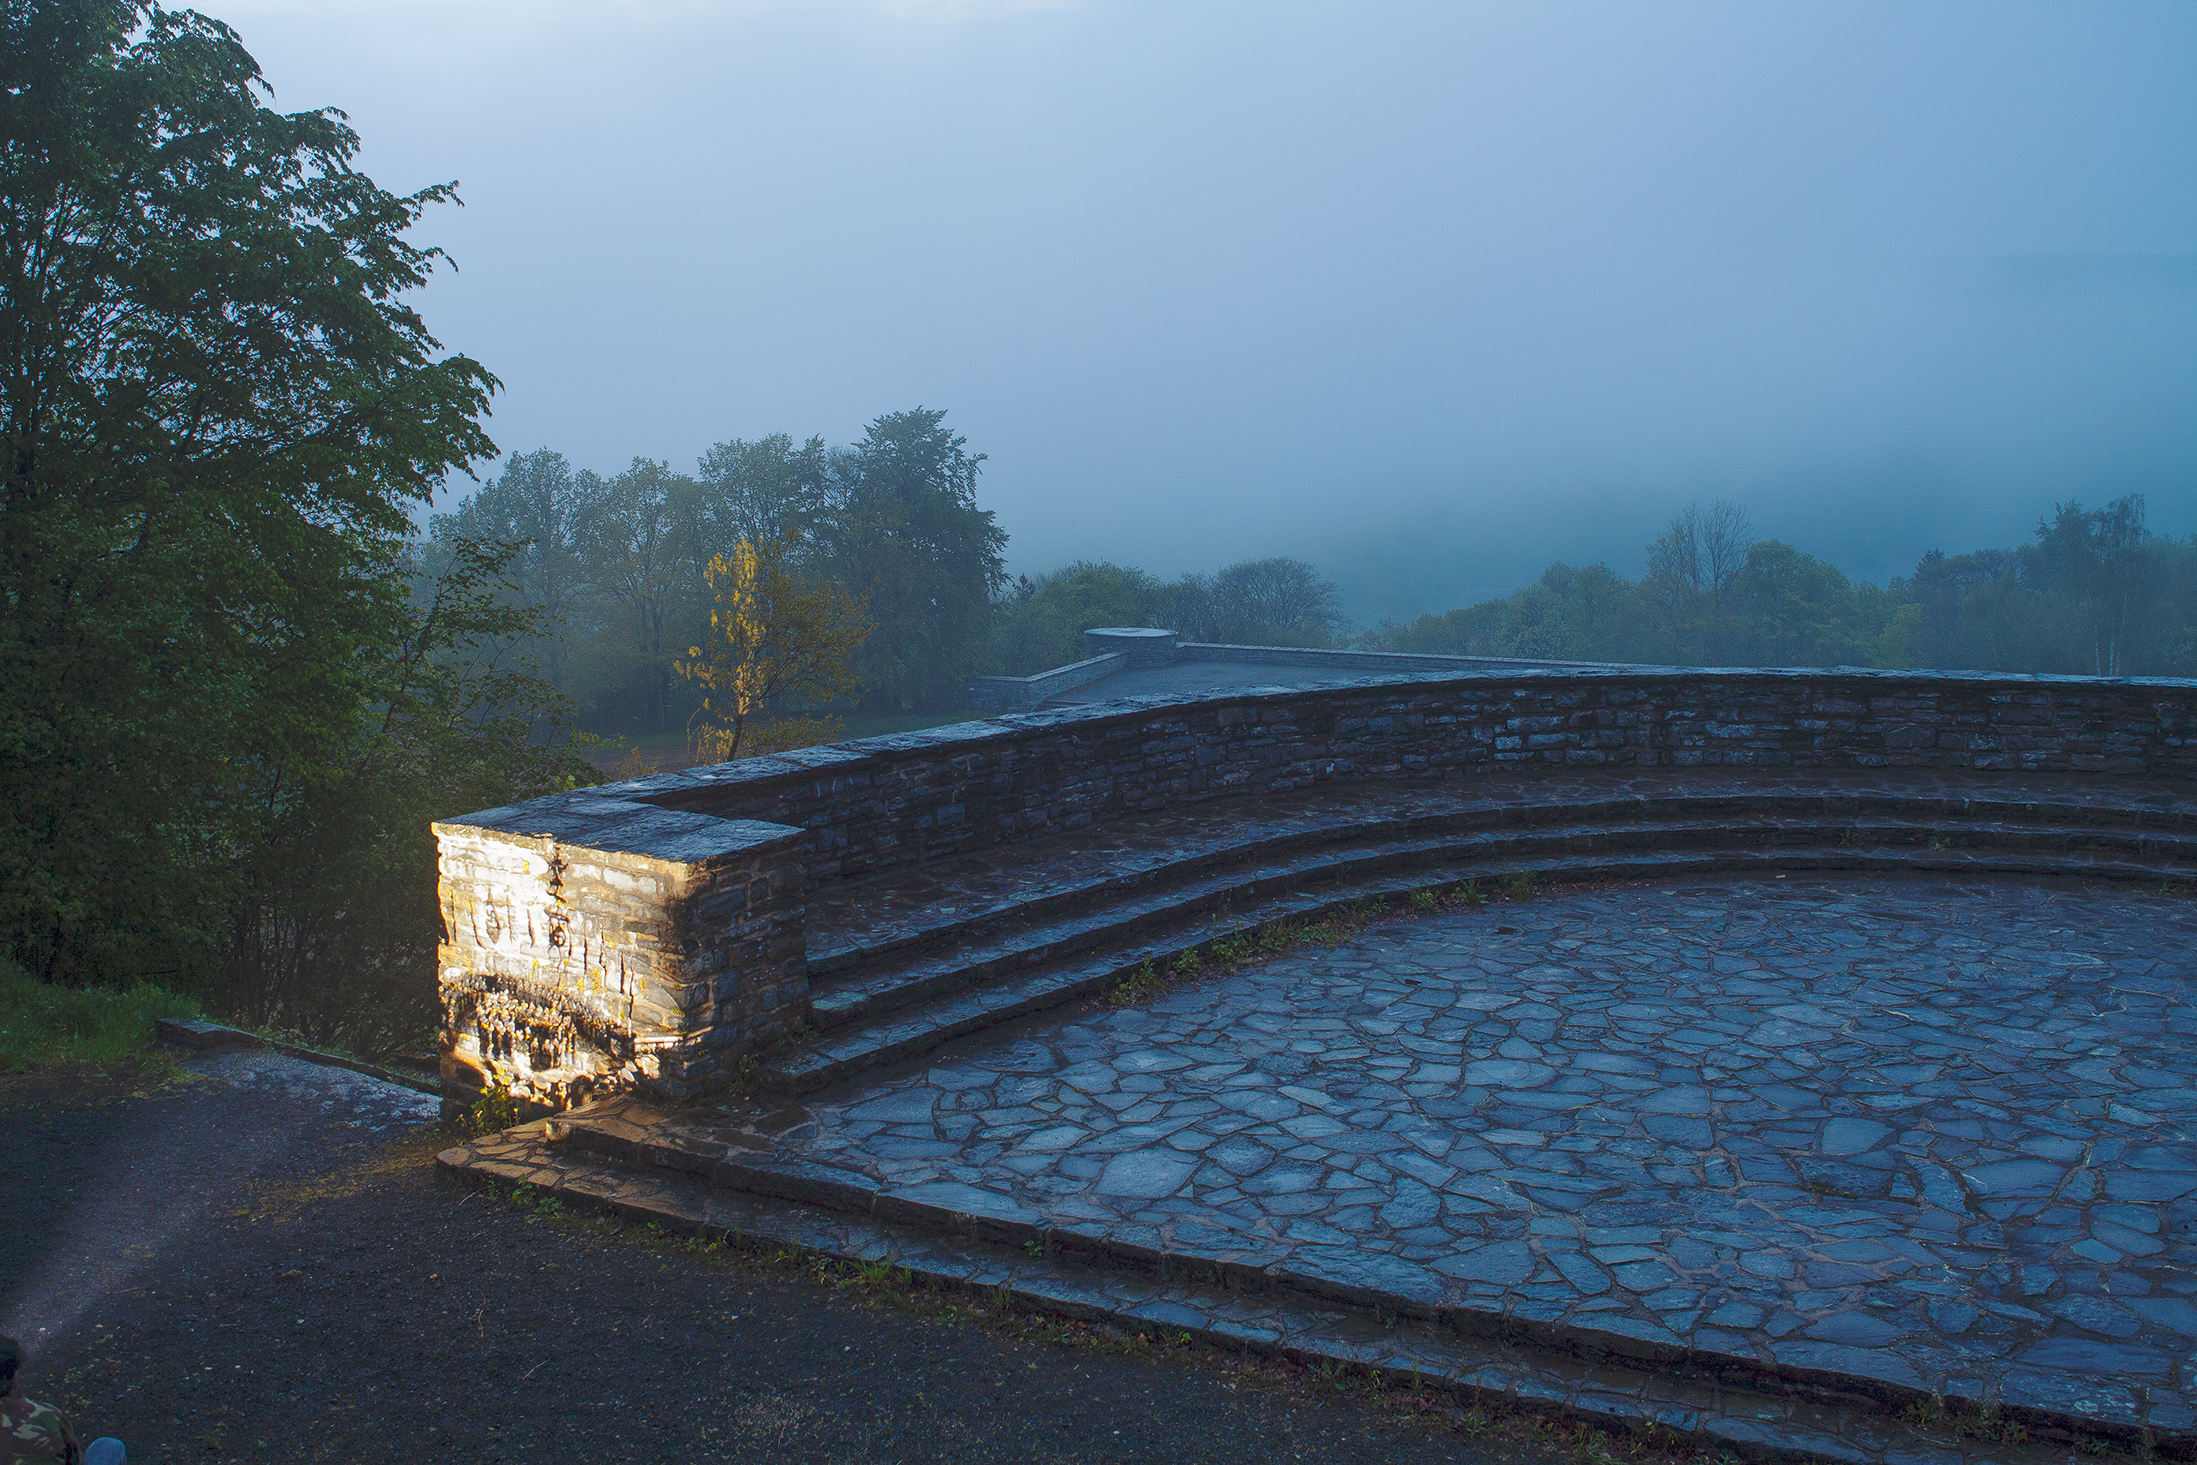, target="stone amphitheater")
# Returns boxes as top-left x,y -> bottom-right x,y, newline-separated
434,632 -> 2197,1463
